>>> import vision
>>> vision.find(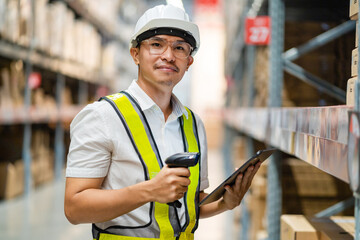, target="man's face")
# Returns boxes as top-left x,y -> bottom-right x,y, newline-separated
130,35 -> 194,91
